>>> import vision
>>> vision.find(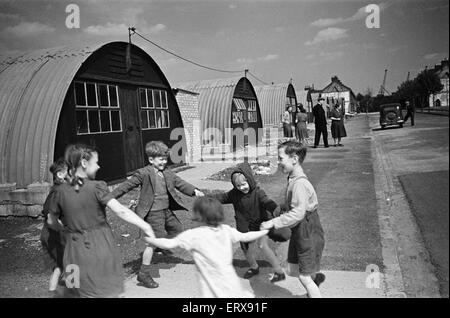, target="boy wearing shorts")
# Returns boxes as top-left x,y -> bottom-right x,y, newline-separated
111,141 -> 204,288
261,140 -> 325,298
